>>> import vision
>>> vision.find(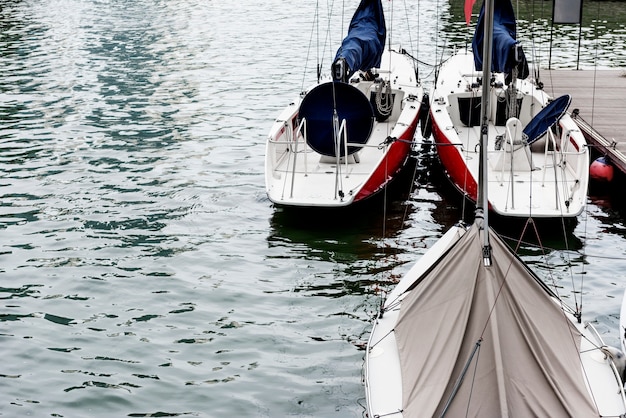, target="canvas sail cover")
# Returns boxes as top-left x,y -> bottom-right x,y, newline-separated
472,0 -> 529,79
333,0 -> 386,79
298,82 -> 374,157
395,223 -> 598,417
523,94 -> 571,144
